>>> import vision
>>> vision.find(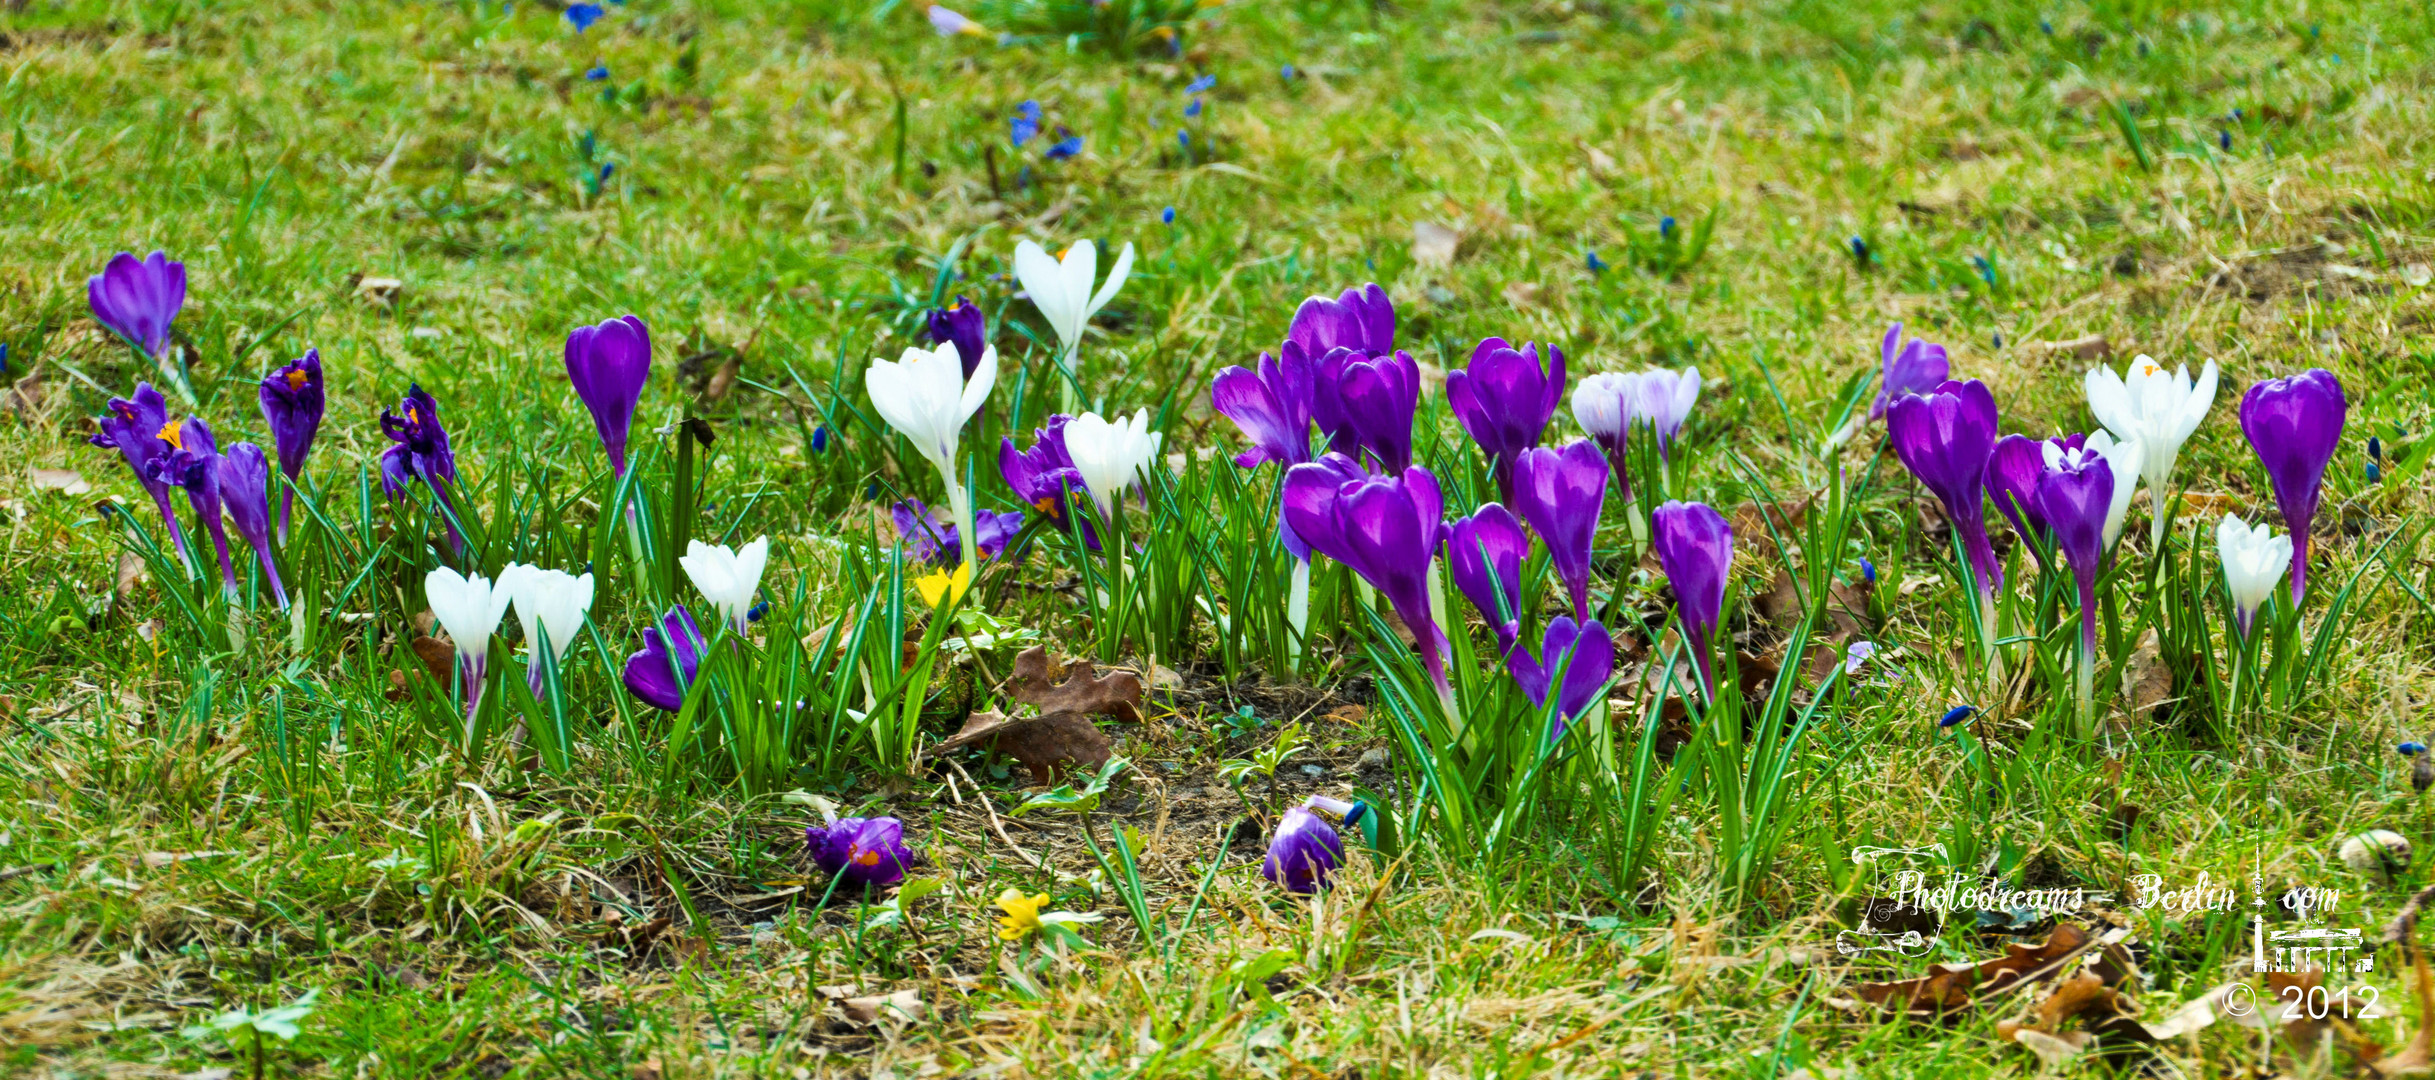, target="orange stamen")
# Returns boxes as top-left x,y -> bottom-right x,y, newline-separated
285,369 -> 309,390
157,421 -> 185,449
